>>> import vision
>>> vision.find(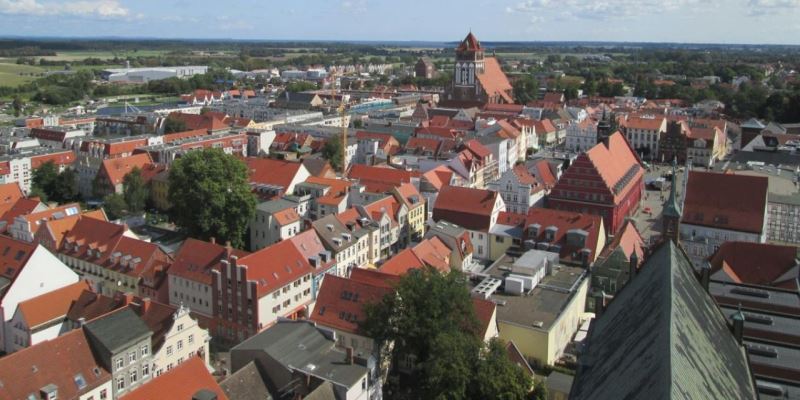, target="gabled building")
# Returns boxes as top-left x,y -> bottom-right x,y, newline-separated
295,176 -> 352,220
94,153 -> 162,197
589,219 -> 645,306
547,132 -> 643,234
123,357 -> 227,400
249,198 -> 302,251
425,221 -> 474,272
708,242 -> 799,291
0,235 -> 79,353
211,240 -> 314,342
168,238 -> 248,318
0,328 -> 113,400
680,171 -> 769,268
246,157 -> 311,200
287,229 -> 338,299
432,185 -> 505,260
314,212 -> 374,273
570,242 -> 757,400
444,32 -> 514,106
488,164 -> 548,214
620,114 -> 666,159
